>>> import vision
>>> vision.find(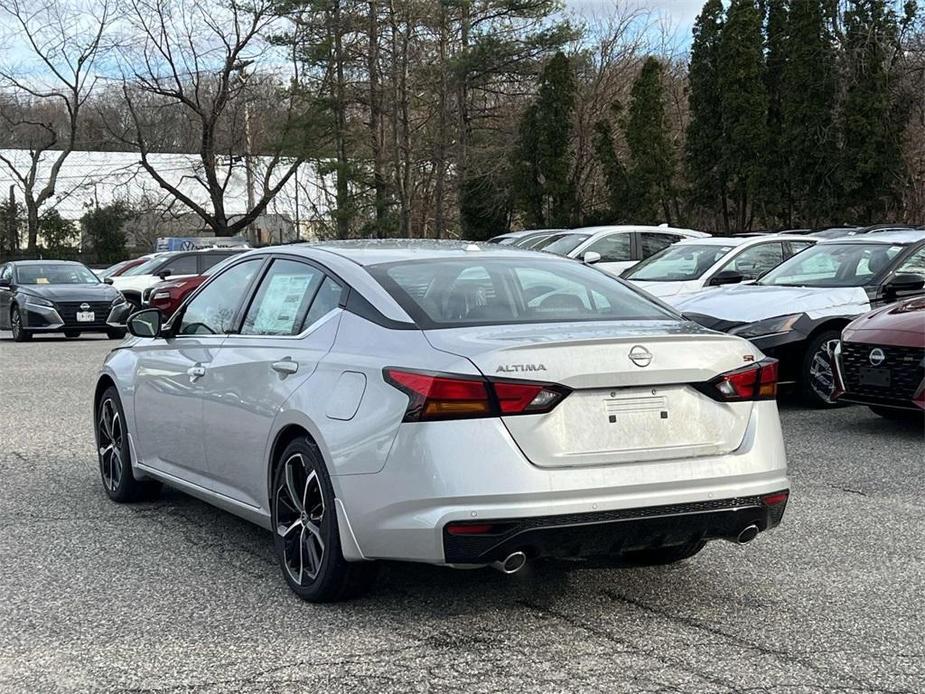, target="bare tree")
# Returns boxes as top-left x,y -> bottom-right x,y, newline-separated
0,0 -> 110,251
116,0 -> 306,239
